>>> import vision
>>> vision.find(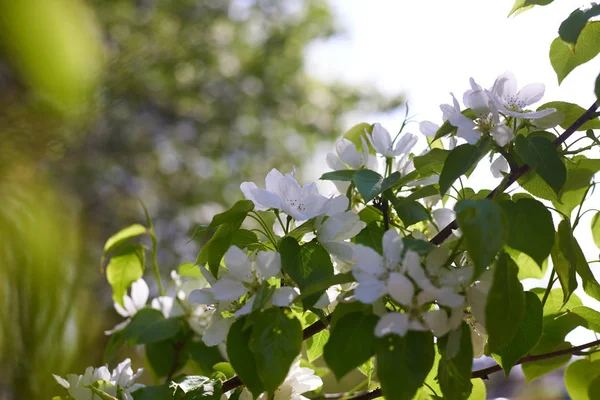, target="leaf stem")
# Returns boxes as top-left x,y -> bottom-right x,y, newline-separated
541,268 -> 556,307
